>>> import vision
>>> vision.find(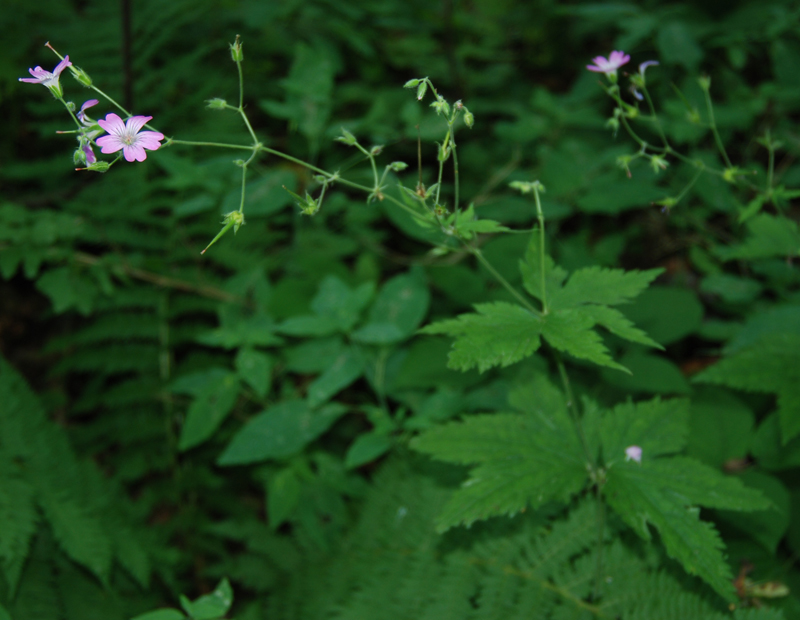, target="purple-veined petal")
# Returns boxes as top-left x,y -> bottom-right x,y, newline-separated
124,144 -> 147,162
96,135 -> 124,154
98,113 -> 126,135
125,115 -> 152,135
